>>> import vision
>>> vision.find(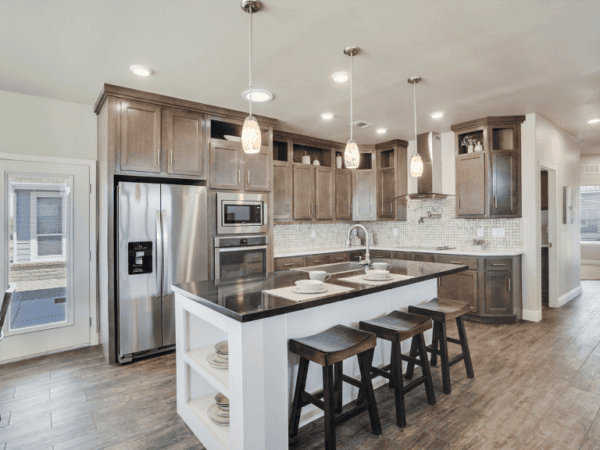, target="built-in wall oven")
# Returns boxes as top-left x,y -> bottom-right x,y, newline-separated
214,235 -> 269,280
217,192 -> 267,235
